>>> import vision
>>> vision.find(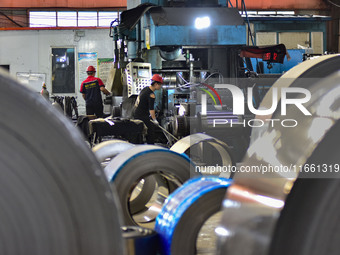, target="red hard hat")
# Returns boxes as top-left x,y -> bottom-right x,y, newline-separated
151,74 -> 163,84
86,66 -> 96,72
